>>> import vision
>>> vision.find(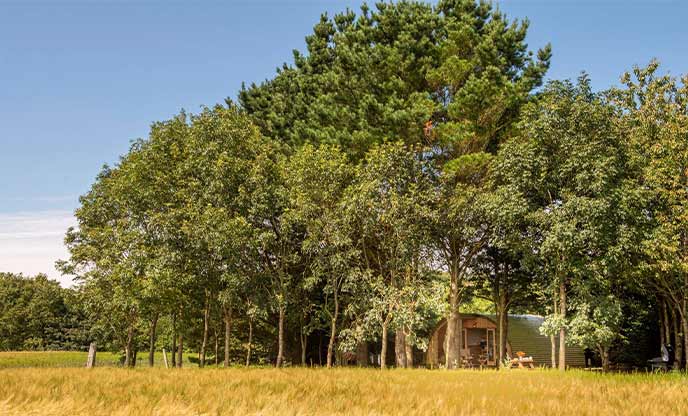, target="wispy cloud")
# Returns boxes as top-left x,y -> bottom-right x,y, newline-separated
0,211 -> 76,287
0,195 -> 78,203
